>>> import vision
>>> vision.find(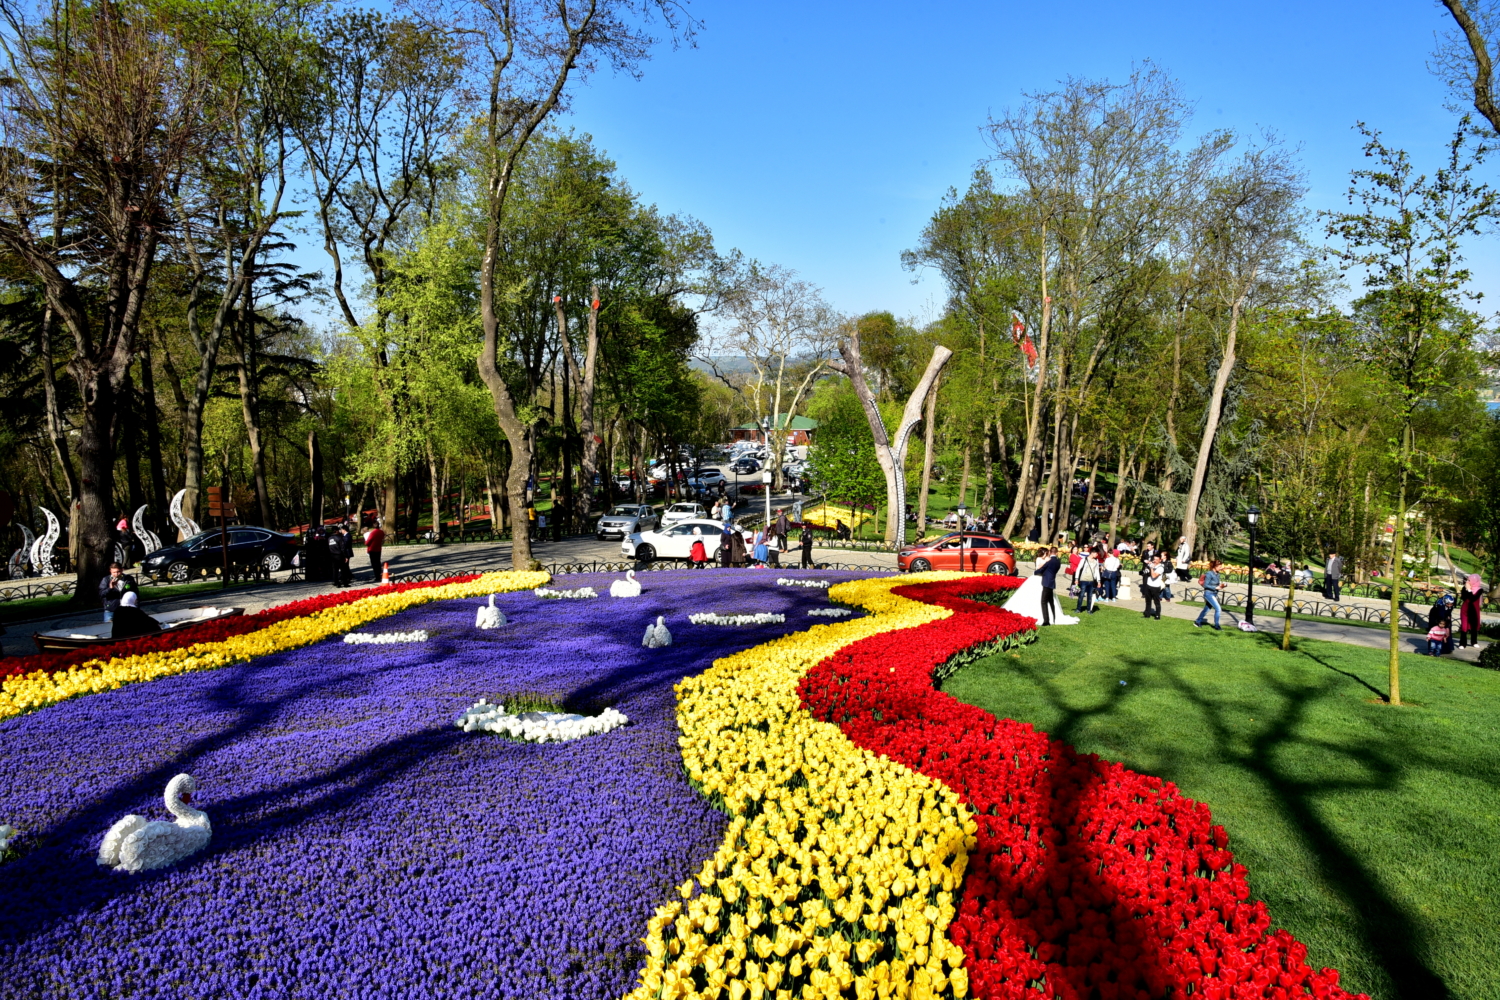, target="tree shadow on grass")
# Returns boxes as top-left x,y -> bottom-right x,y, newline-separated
1144,658 -> 1448,999
963,629 -> 1455,999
